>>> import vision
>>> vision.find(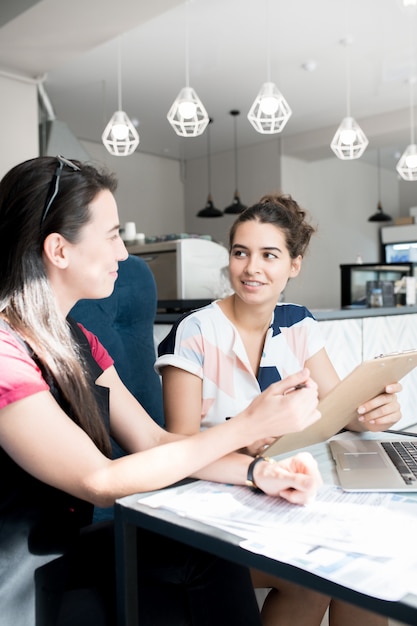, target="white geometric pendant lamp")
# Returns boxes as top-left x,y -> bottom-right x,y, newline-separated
167,0 -> 209,138
167,86 -> 209,137
102,38 -> 139,156
331,116 -> 369,160
247,0 -> 291,135
330,38 -> 368,160
248,82 -> 292,134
